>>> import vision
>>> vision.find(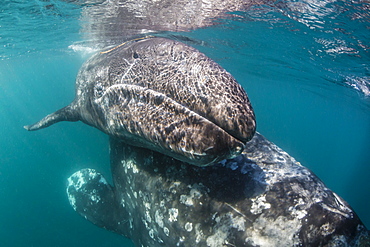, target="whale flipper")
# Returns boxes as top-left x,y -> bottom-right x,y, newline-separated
24,105 -> 79,131
66,168 -> 127,235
